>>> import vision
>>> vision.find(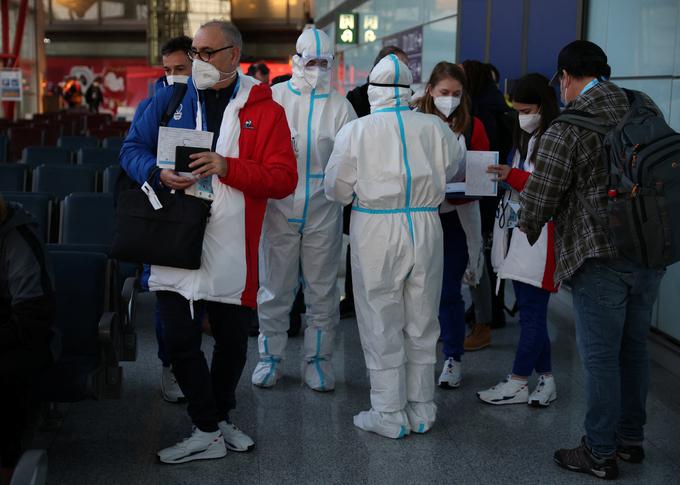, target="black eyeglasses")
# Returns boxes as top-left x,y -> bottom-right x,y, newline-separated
190,45 -> 234,62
